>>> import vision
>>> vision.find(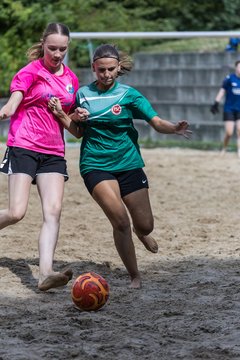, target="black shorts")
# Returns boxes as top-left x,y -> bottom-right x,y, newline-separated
82,168 -> 149,197
0,147 -> 68,184
223,111 -> 240,121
